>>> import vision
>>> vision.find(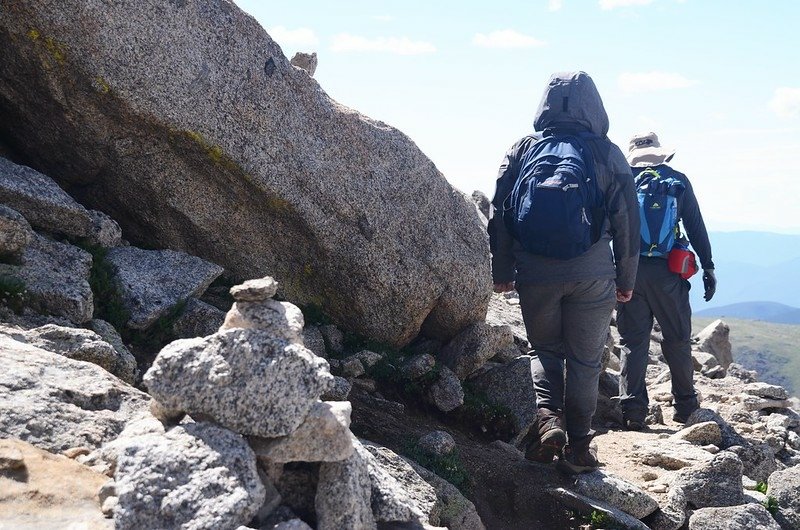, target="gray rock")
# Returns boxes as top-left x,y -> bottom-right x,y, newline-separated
688,503 -> 781,530
87,319 -> 138,383
575,471 -> 659,519
273,465 -> 319,524
767,465 -> 800,530
249,401 -> 353,463
646,403 -> 665,425
320,376 -> 351,401
736,395 -> 792,412
319,325 -> 344,355
672,451 -> 744,509
471,190 -> 490,220
342,357 -> 366,378
548,488 -> 650,530
0,234 -> 93,323
222,299 -> 305,344
360,440 -> 438,526
144,328 -> 333,438
273,520 -> 313,530
302,325 -> 327,358
401,353 -> 436,380
426,366 -> 464,413
0,205 -> 32,260
469,355 -> 536,444
114,422 -> 265,530
172,297 -> 226,339
632,439 -> 714,470
727,443 -> 777,483
107,246 -> 223,330
316,440 -> 376,530
0,2 -> 491,348
230,277 -> 279,302
0,334 -> 150,453
742,382 -> 788,401
352,349 -> 384,368
725,363 -> 757,383
418,431 -> 456,457
671,421 -> 722,446
290,52 -> 318,76
439,322 -> 514,380
686,408 -> 748,449
694,319 -> 733,368
0,440 -> 25,471
407,460 -> 485,530
485,292 -> 528,349
86,209 -> 123,248
22,323 -> 137,384
691,351 -> 719,373
0,157 -> 91,237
